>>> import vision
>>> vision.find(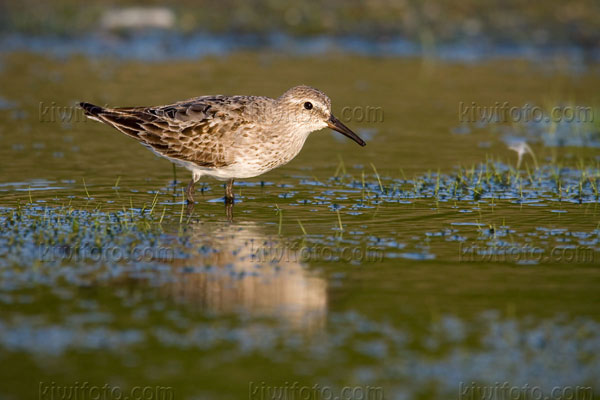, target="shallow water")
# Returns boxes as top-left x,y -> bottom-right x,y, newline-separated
0,52 -> 599,399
